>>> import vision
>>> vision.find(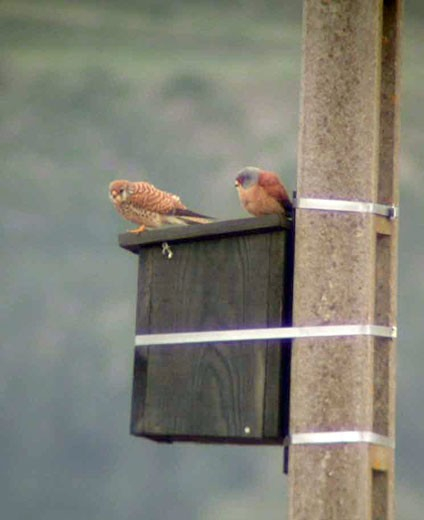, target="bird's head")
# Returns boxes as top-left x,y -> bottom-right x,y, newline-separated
109,180 -> 132,204
235,166 -> 261,189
